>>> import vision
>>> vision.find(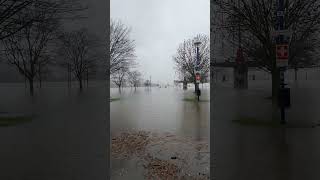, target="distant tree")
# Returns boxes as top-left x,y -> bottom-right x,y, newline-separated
37,53 -> 53,88
57,28 -> 99,91
128,70 -> 141,90
173,34 -> 210,89
110,19 -> 136,75
111,67 -> 128,92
